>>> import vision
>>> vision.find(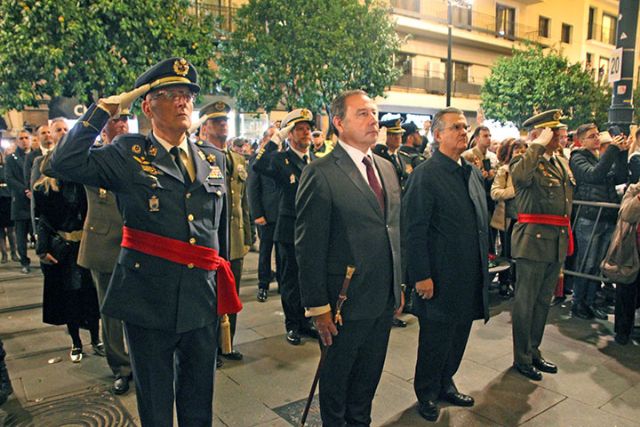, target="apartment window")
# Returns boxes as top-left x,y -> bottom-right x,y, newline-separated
390,0 -> 419,13
586,52 -> 593,68
496,4 -> 516,40
539,16 -> 550,38
454,62 -> 470,84
602,13 -> 617,45
452,4 -> 472,29
587,7 -> 596,40
561,23 -> 572,43
599,56 -> 609,81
